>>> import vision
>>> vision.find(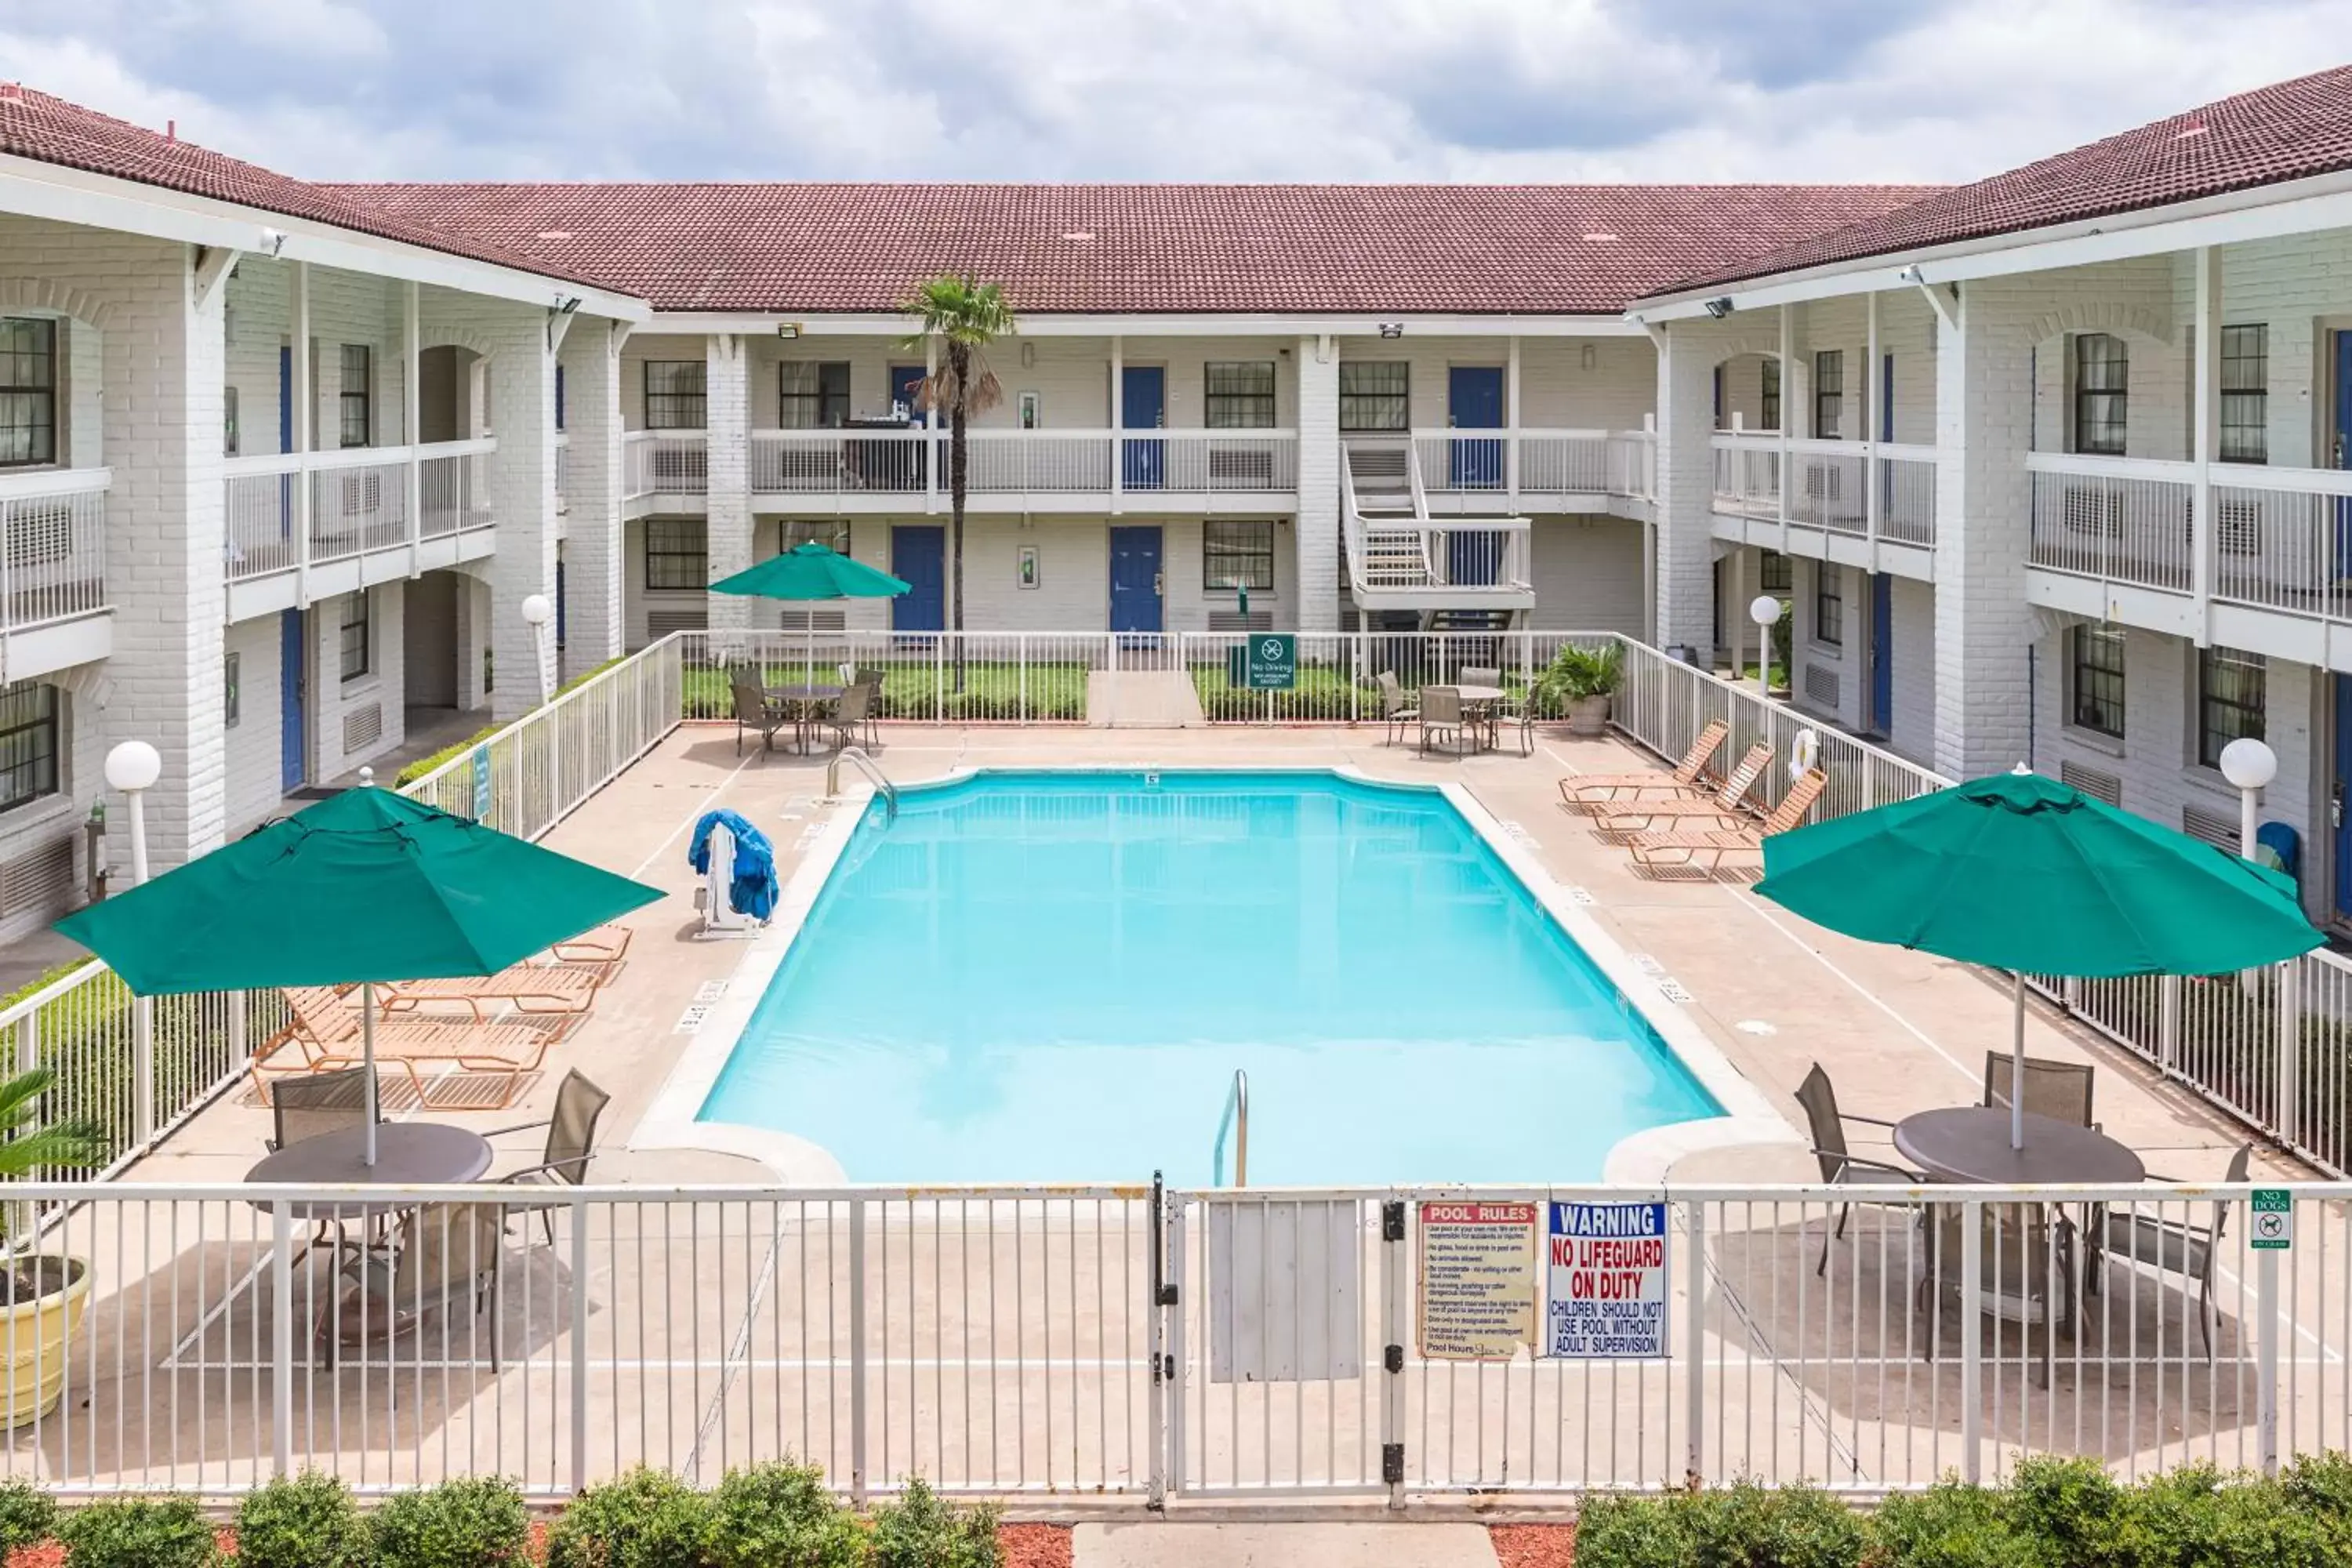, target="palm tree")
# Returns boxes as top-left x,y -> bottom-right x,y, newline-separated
901,276 -> 1016,692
